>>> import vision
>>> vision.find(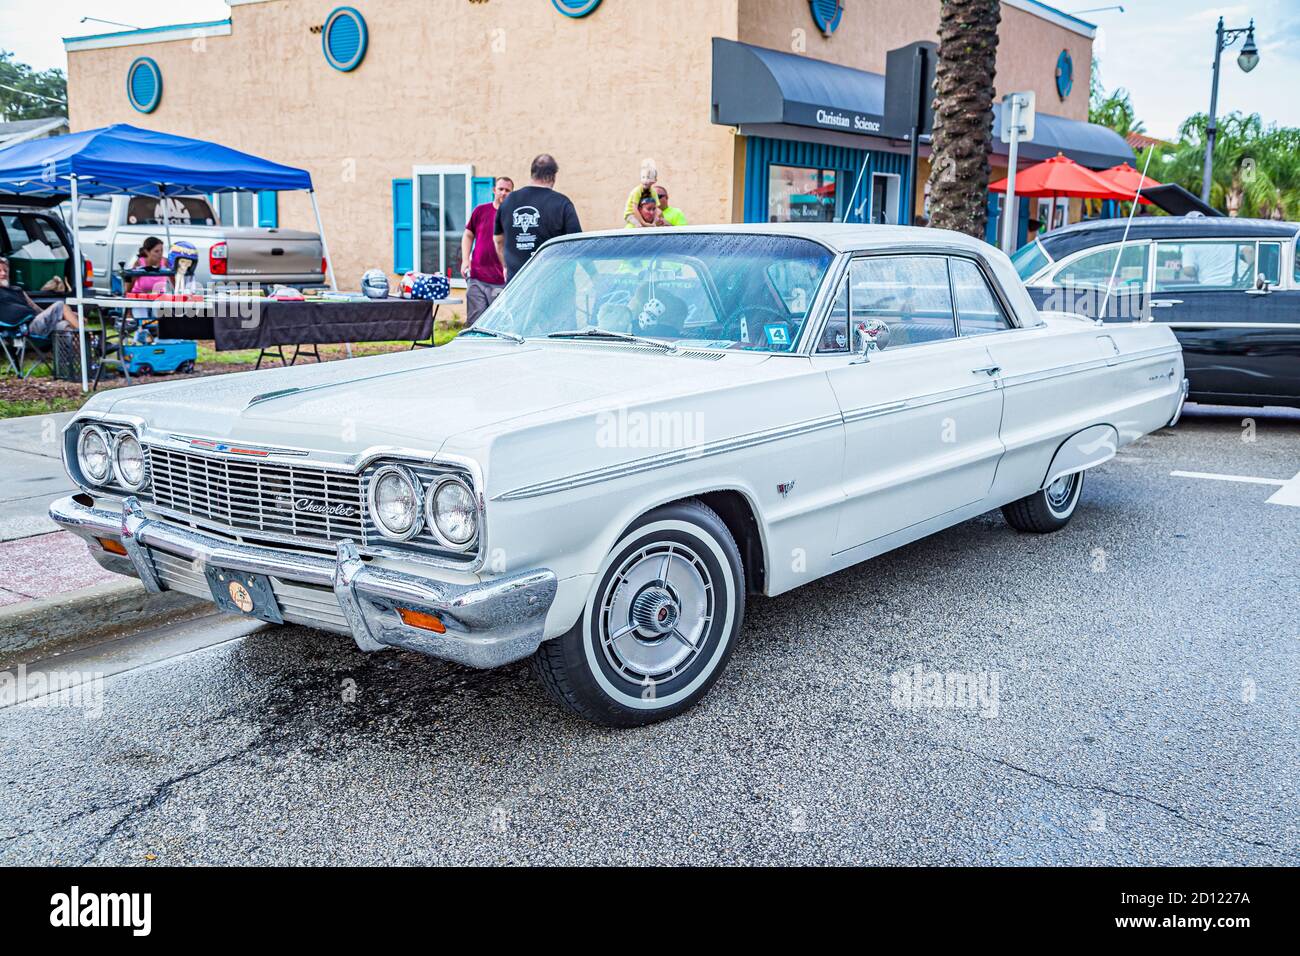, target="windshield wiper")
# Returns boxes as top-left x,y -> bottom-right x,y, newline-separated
546,328 -> 675,352
462,326 -> 525,344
